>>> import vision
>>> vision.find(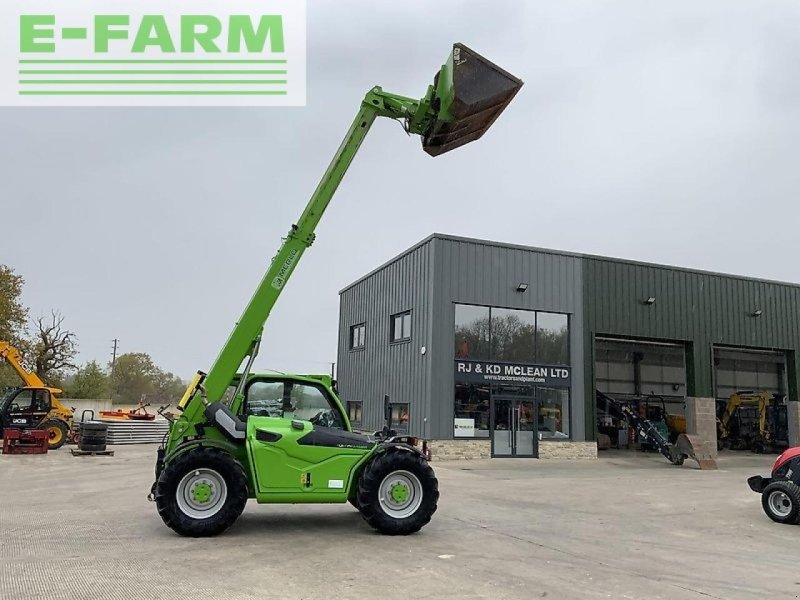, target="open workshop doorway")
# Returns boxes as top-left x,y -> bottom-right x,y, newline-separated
594,337 -> 688,455
713,346 -> 789,453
